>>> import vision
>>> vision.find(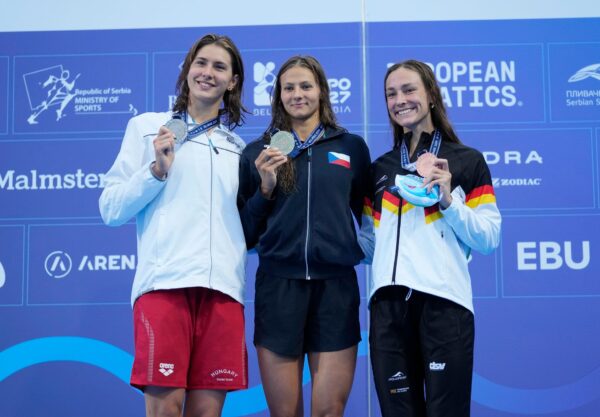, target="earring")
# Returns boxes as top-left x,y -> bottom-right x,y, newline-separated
430,103 -> 435,109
